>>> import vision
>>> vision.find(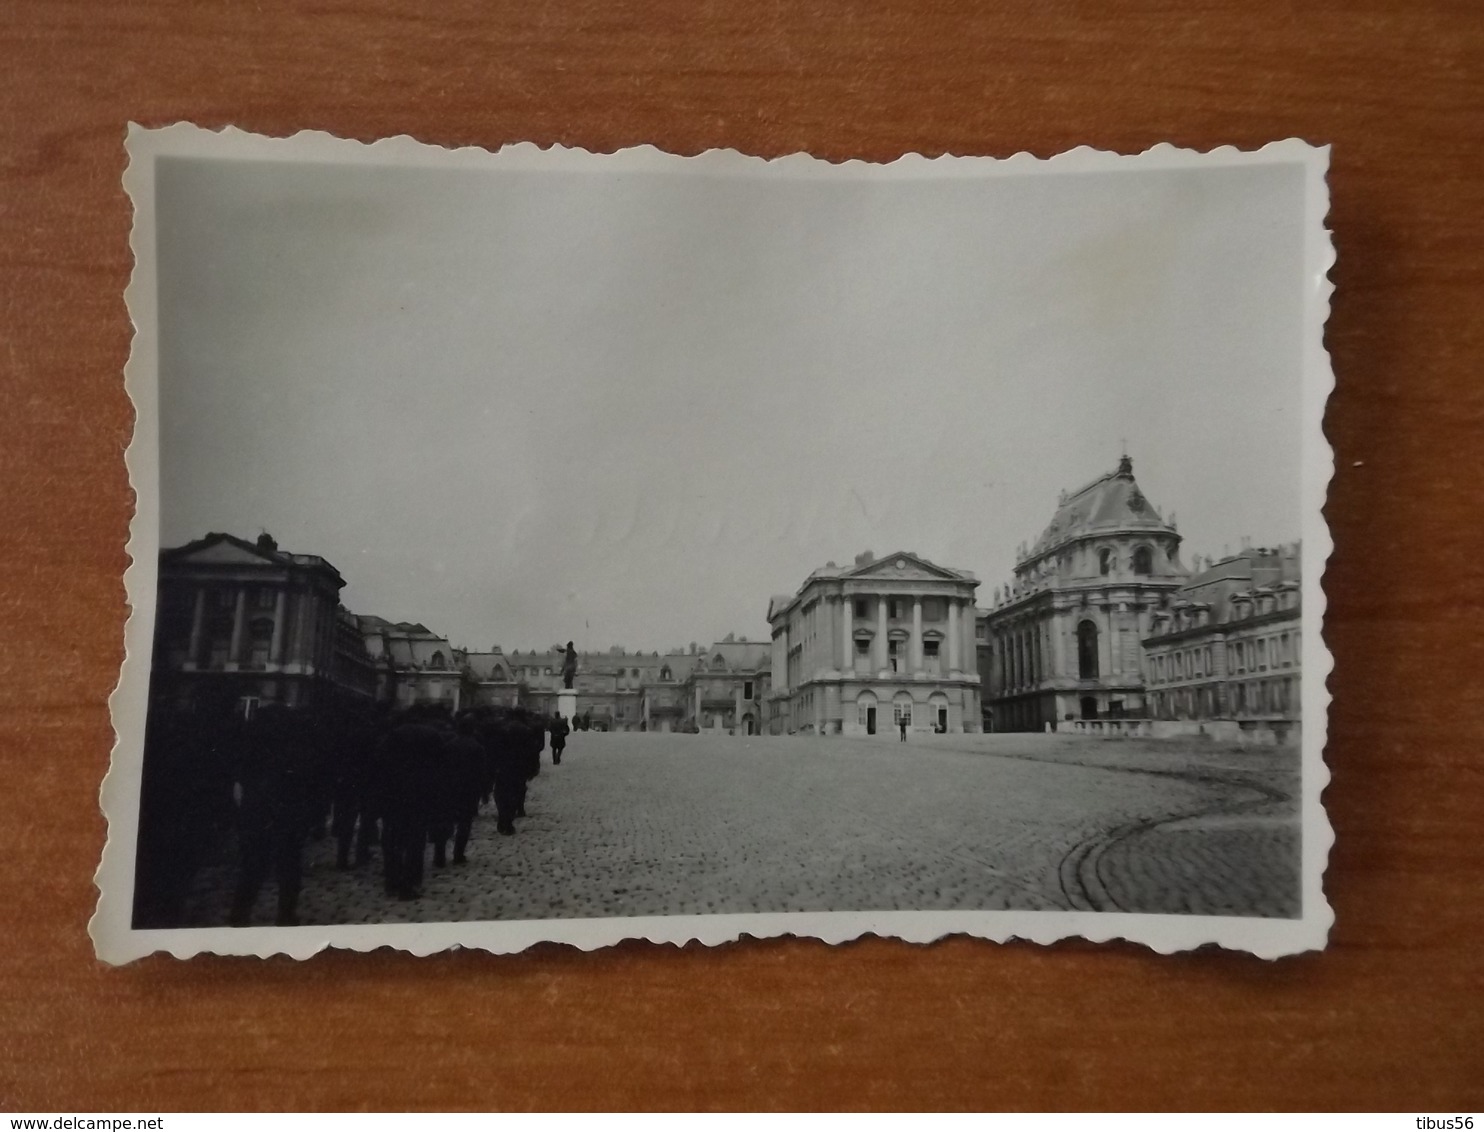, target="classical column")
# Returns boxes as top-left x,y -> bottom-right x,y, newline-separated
1051,612 -> 1067,679
186,586 -> 206,668
227,589 -> 246,667
1109,608 -> 1121,676
841,594 -> 853,671
911,597 -> 923,674
876,595 -> 889,672
269,590 -> 287,666
947,599 -> 961,672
